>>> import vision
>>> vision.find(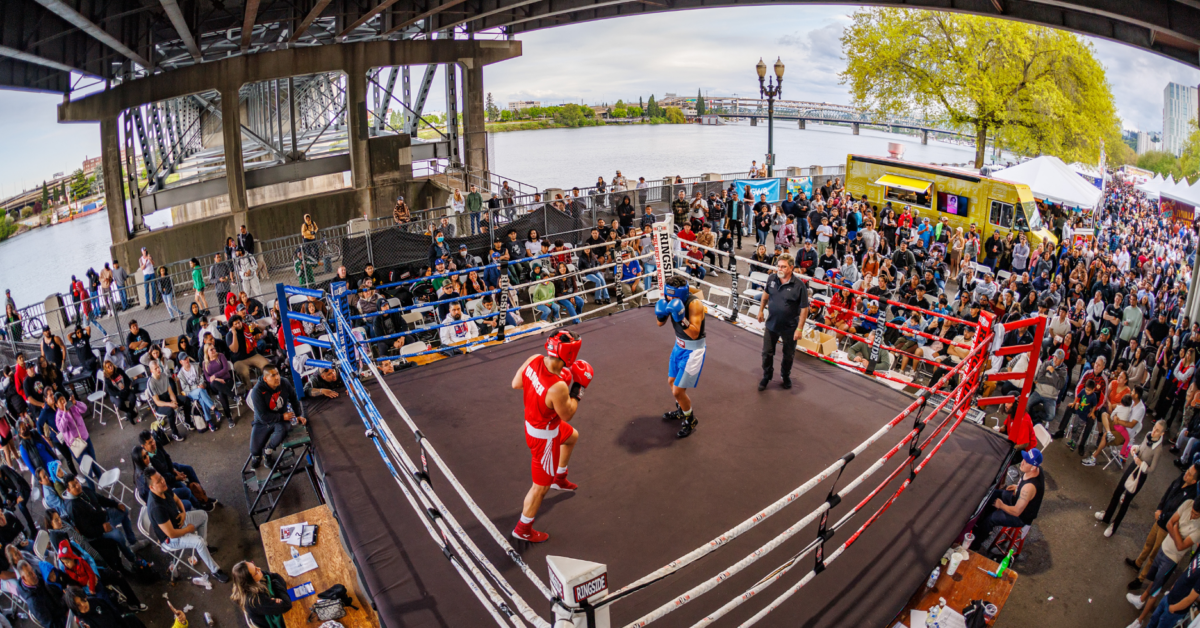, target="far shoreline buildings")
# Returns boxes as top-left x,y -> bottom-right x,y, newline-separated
1163,81 -> 1198,156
